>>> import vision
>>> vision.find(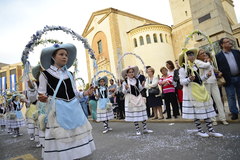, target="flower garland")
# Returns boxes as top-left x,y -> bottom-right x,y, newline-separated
92,70 -> 117,87
21,25 -> 98,79
75,77 -> 86,89
21,39 -> 62,82
117,52 -> 146,79
21,25 -> 96,65
183,30 -> 218,69
72,58 -> 86,89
